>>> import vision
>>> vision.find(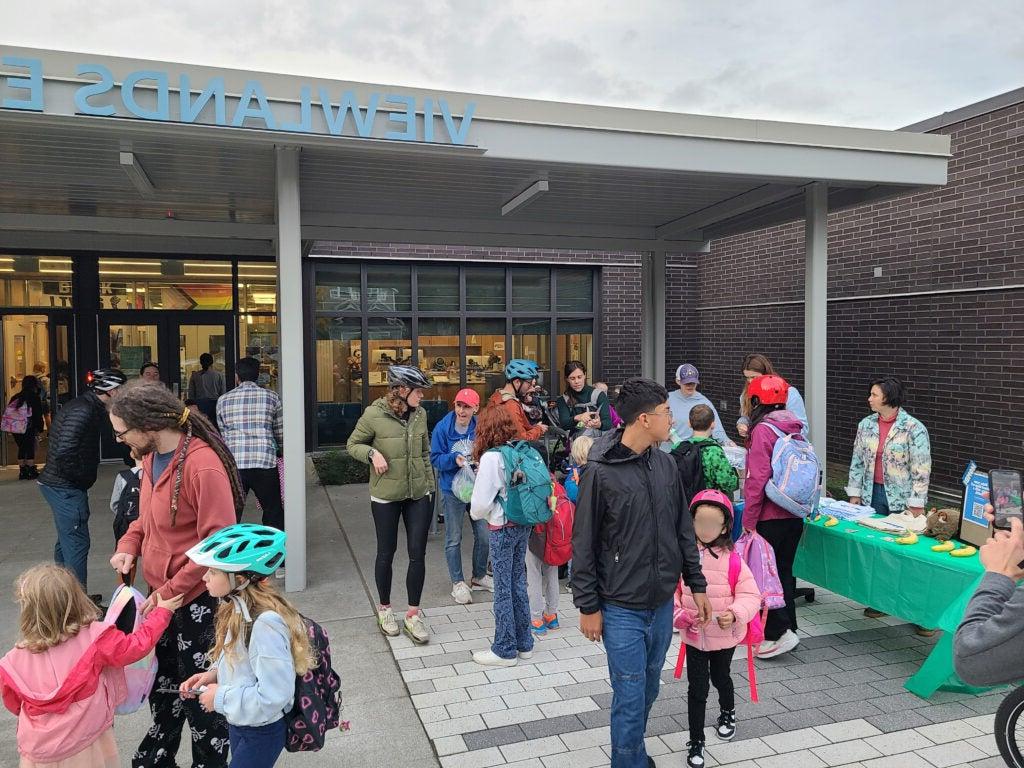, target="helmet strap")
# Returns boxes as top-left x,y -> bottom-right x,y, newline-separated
228,590 -> 252,623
